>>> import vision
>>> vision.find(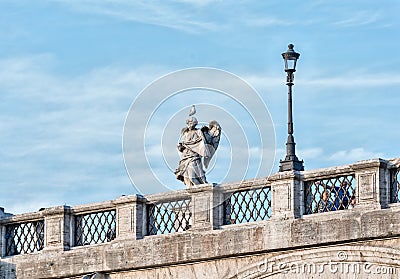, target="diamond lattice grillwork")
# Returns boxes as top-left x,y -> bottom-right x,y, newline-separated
305,175 -> 355,214
5,220 -> 44,256
390,167 -> 400,203
224,187 -> 271,225
147,199 -> 192,235
74,210 -> 116,246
